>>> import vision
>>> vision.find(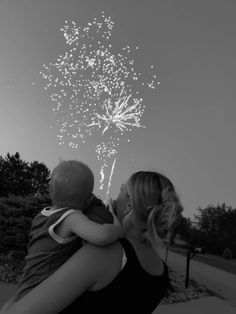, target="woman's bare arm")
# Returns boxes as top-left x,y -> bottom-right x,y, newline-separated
0,243 -> 114,314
